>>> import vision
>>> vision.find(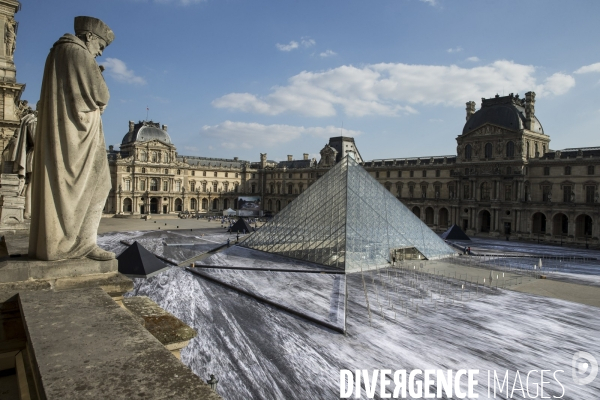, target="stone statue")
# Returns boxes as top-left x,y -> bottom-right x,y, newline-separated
11,107 -> 37,218
4,17 -> 16,57
29,16 -> 115,261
